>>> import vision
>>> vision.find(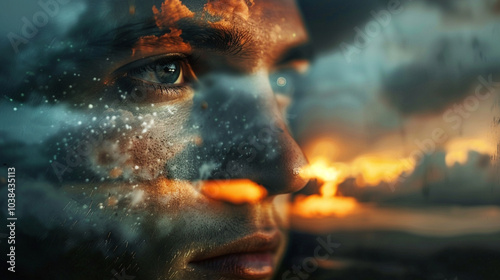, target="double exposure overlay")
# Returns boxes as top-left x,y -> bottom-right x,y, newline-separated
1,0 -> 500,279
